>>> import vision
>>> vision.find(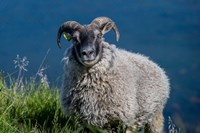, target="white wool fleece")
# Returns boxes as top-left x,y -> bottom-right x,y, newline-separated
61,42 -> 170,128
